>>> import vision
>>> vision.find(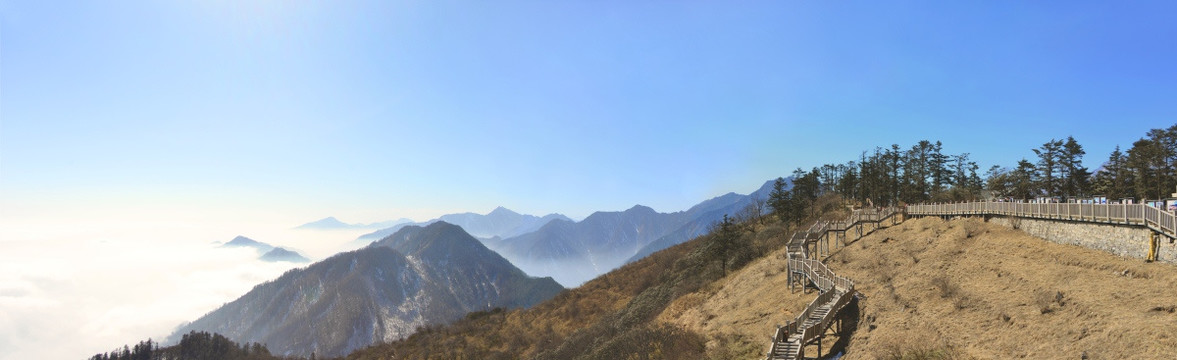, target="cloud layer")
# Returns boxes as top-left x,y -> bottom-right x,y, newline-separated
0,218 -> 368,360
